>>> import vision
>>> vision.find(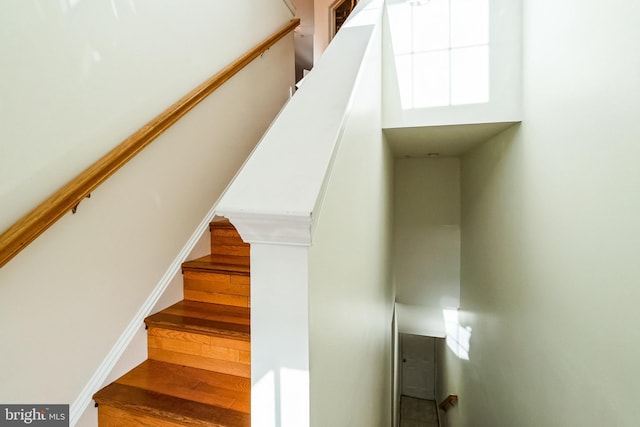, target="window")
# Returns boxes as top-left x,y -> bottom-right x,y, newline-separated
387,0 -> 490,109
